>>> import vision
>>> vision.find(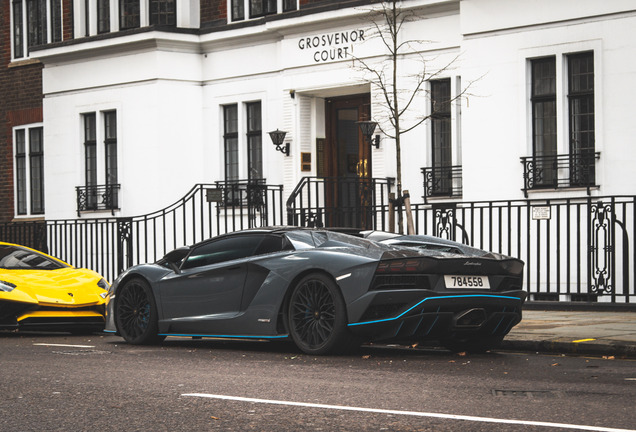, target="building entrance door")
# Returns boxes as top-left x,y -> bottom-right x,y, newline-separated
324,94 -> 372,228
